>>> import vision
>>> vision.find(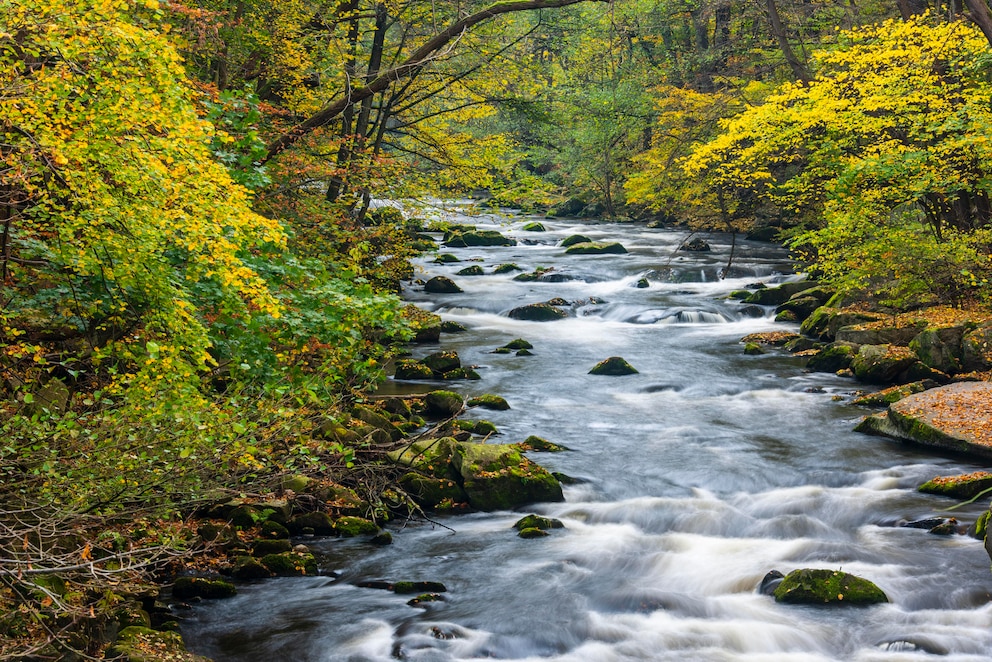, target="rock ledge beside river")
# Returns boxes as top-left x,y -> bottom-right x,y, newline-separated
856,382 -> 992,460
